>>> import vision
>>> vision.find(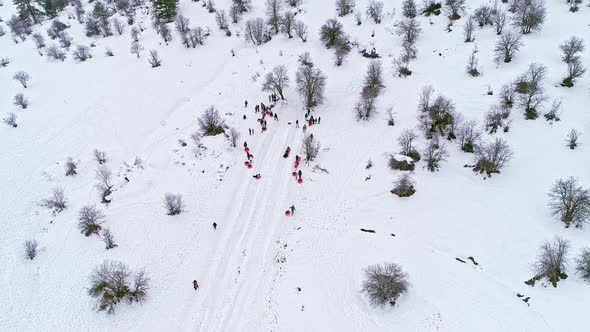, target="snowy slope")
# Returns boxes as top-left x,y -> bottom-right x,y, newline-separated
1,0 -> 589,331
